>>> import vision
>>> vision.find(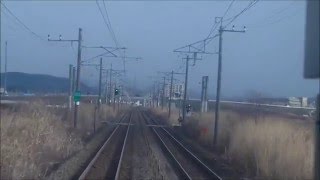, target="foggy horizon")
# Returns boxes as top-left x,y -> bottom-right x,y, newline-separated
1,1 -> 319,98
